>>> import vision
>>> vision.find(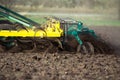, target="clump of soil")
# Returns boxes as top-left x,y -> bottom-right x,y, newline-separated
0,52 -> 120,80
